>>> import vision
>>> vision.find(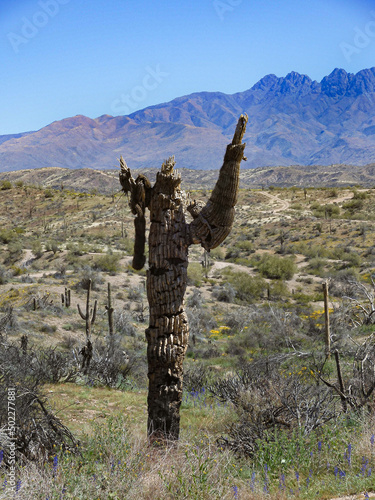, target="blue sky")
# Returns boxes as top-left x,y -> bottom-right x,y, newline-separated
1,0 -> 375,135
